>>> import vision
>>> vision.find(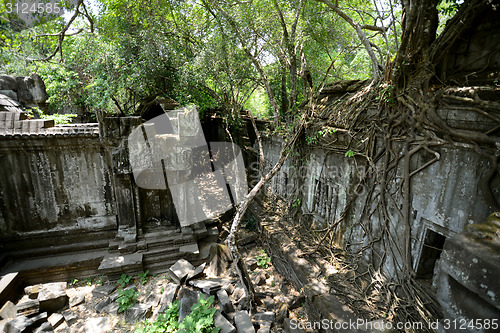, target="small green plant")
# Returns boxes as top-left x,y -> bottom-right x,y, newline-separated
291,198 -> 301,208
84,277 -> 93,286
306,128 -> 336,145
345,150 -> 355,158
116,288 -> 139,313
117,273 -> 132,288
135,295 -> 219,333
70,278 -> 79,286
138,270 -> 150,285
257,249 -> 271,269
